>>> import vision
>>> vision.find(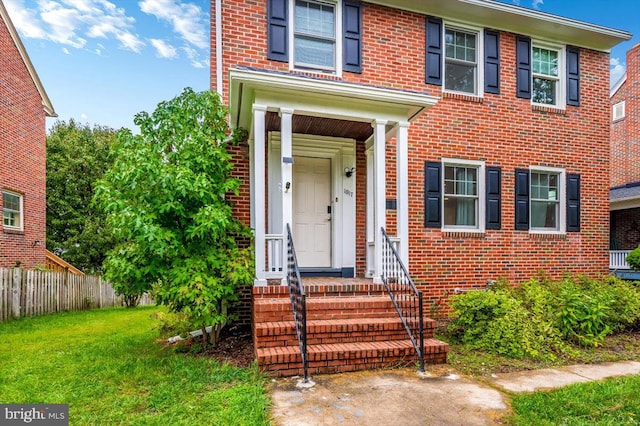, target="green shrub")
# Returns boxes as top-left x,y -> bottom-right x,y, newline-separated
555,284 -> 611,347
626,246 -> 640,271
448,289 -> 514,343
